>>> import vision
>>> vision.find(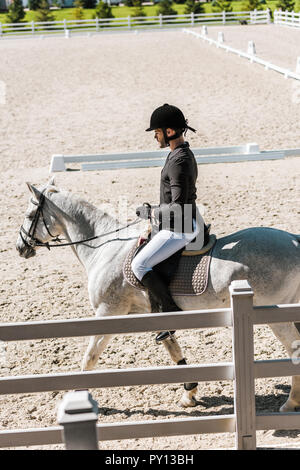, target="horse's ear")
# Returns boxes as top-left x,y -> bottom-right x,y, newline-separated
26,182 -> 33,193
47,176 -> 58,195
26,183 -> 41,201
48,176 -> 56,187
